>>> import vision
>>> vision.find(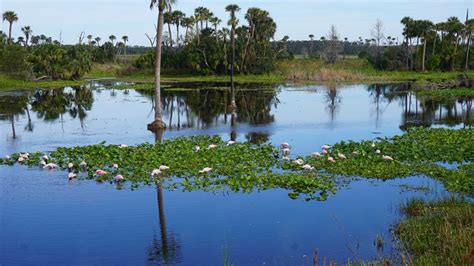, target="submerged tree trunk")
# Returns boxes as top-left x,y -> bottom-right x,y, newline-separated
229,24 -> 237,110
148,2 -> 167,131
11,116 -> 16,139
